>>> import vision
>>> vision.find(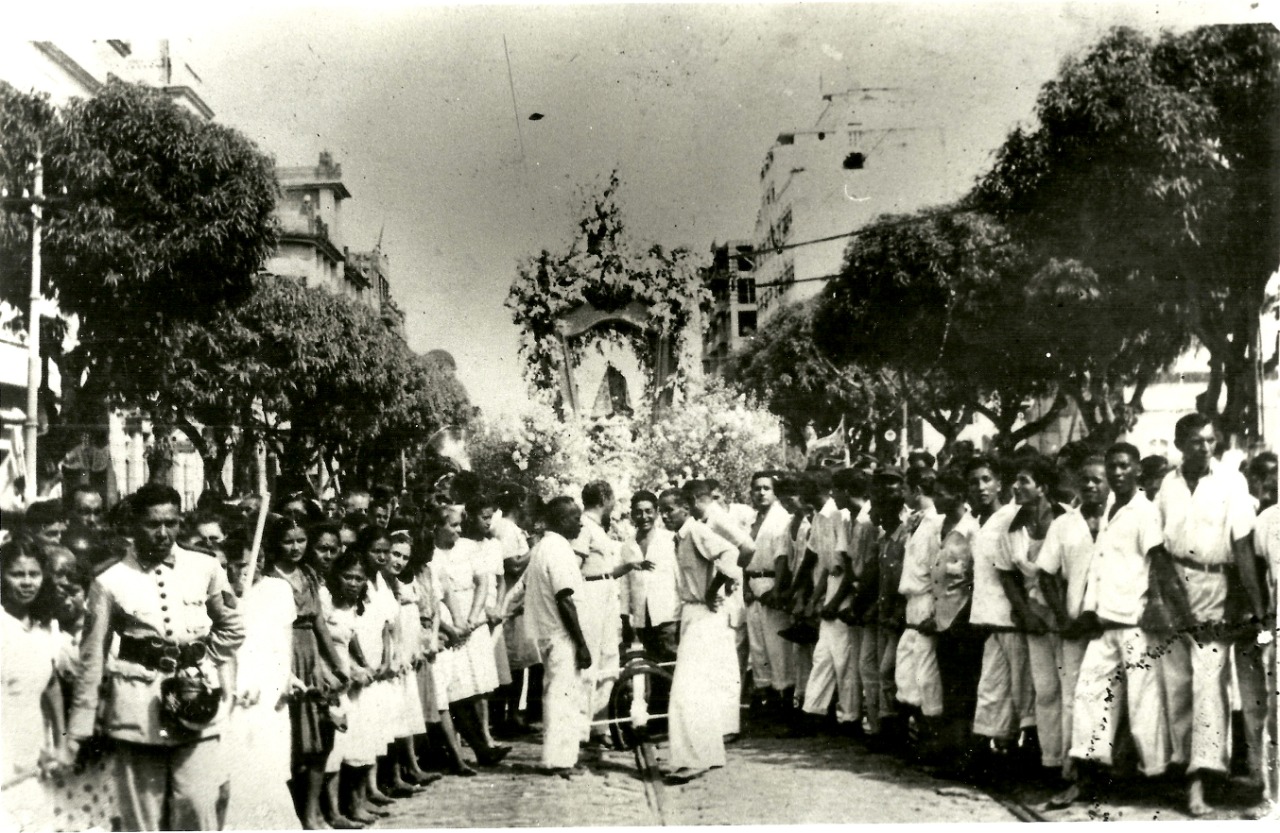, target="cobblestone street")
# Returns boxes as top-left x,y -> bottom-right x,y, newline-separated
379,713 -> 1271,827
